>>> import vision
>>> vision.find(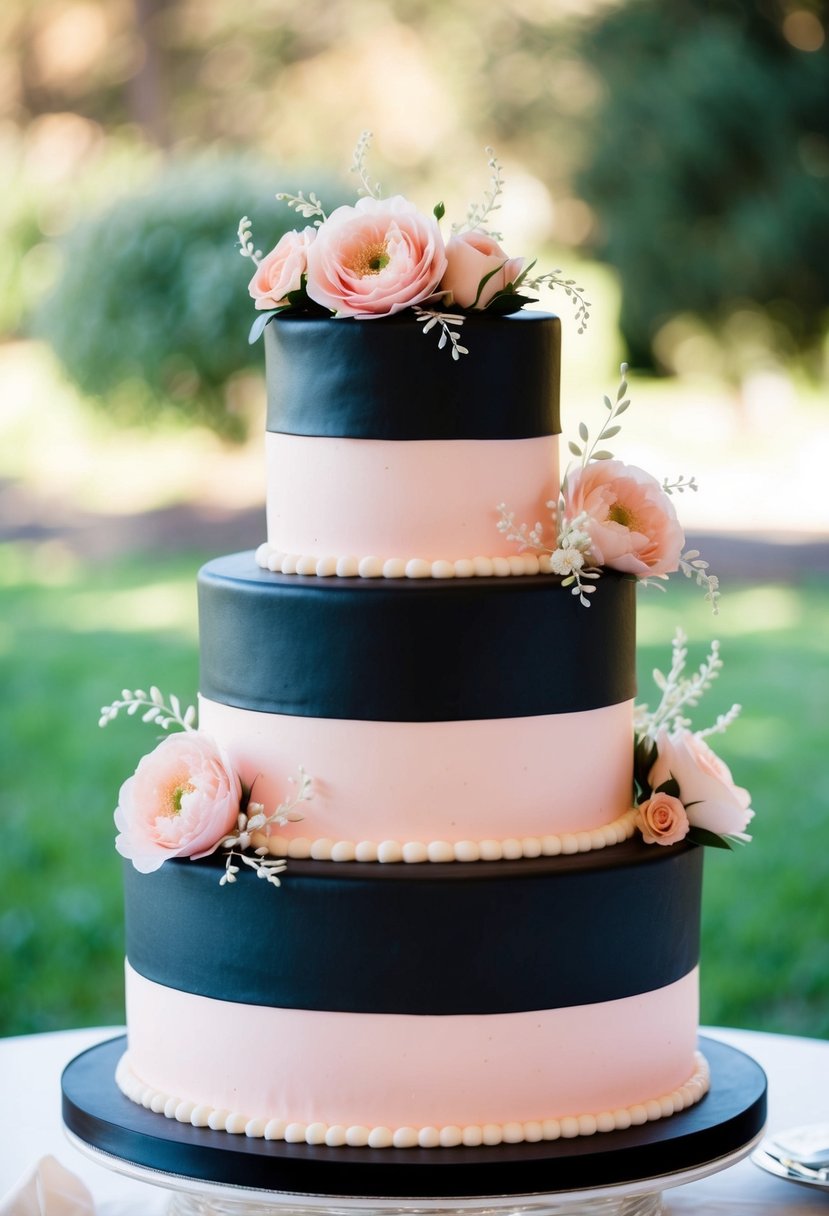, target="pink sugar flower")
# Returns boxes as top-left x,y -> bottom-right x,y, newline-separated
563,460 -> 685,578
637,791 -> 690,846
249,227 -> 316,310
441,230 -> 524,309
649,729 -> 754,837
304,195 -> 447,318
114,732 -> 242,873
